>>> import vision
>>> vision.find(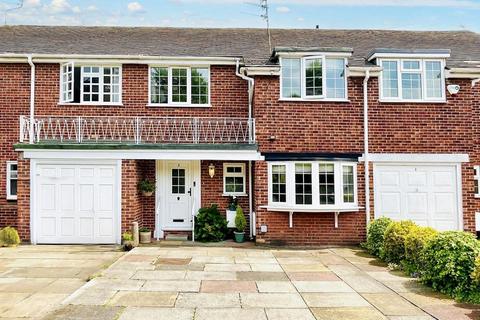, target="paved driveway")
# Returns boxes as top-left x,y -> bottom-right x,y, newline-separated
0,245 -> 123,319
43,245 -> 480,320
